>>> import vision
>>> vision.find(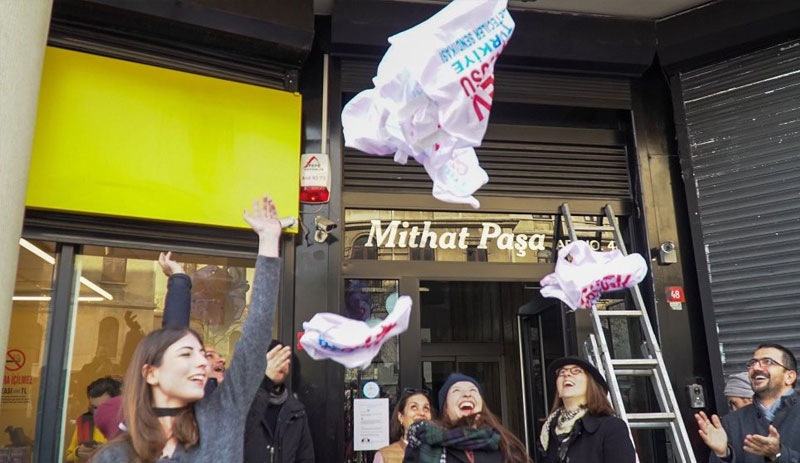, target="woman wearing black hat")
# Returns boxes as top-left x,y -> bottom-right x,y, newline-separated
404,373 -> 530,463
537,357 -> 636,463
